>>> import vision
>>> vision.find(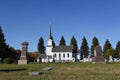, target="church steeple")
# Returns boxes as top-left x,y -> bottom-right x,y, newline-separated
48,25 -> 55,47
47,26 -> 53,46
49,26 -> 52,39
